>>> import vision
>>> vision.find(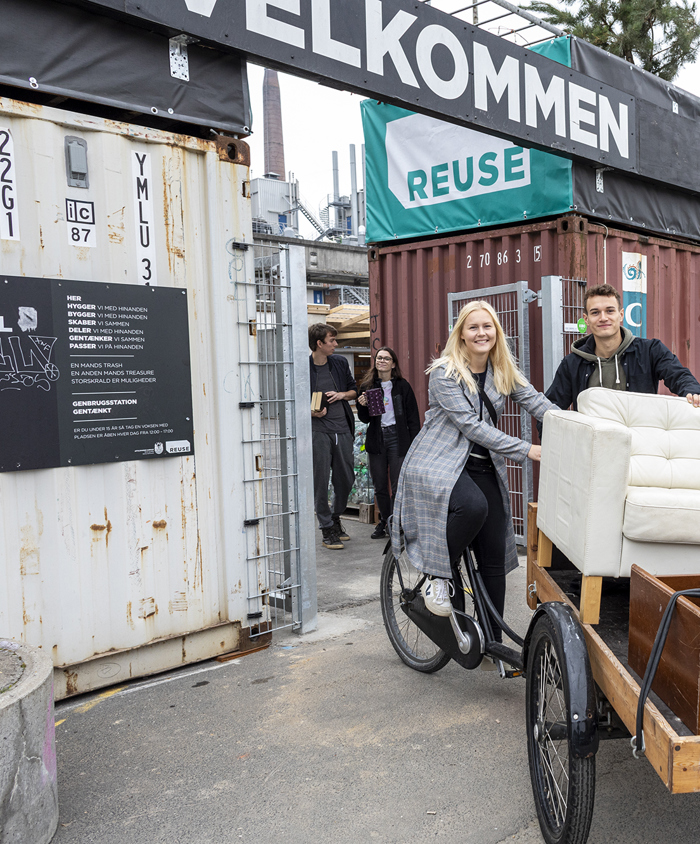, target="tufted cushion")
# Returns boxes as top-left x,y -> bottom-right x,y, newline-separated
578,389 -> 700,491
623,487 -> 700,544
